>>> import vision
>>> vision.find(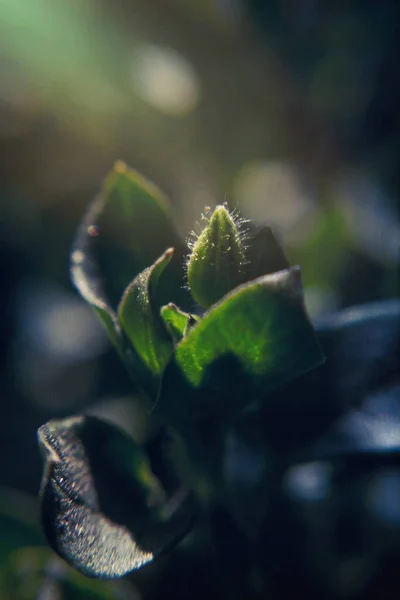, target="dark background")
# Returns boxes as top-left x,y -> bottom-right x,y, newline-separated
0,1 -> 399,598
